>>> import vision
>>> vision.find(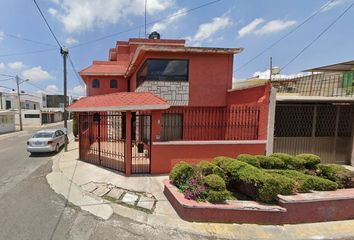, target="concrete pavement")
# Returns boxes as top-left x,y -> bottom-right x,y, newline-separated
48,139 -> 354,240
